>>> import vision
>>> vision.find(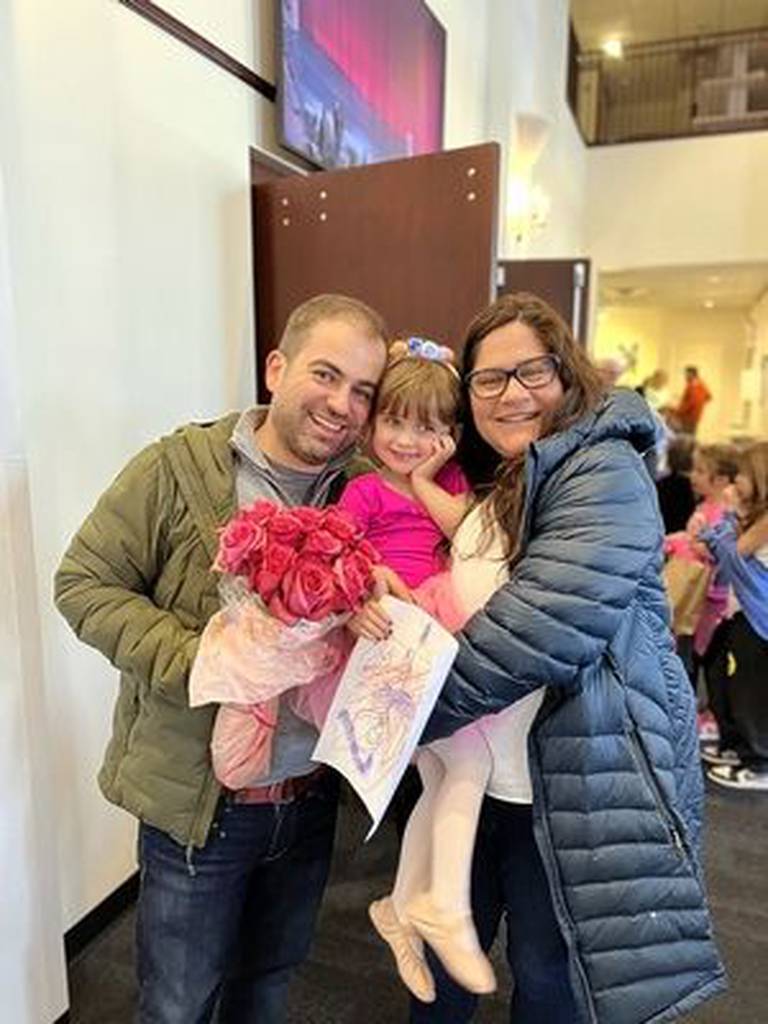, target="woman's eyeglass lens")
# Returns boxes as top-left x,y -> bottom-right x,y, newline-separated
467,355 -> 560,398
